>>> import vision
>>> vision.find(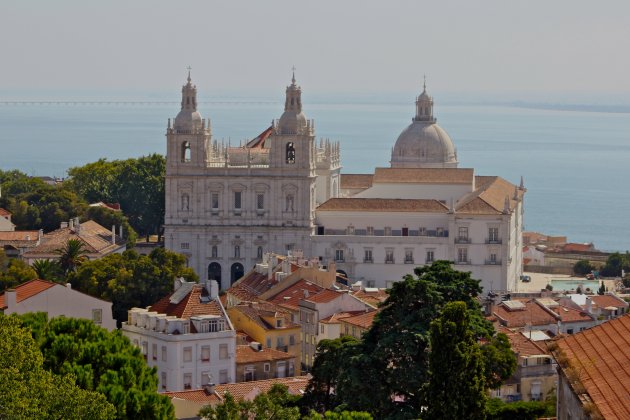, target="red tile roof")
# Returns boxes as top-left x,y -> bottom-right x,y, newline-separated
267,279 -> 324,311
0,208 -> 11,217
0,279 -> 56,309
456,176 -> 522,215
591,295 -> 628,310
373,167 -> 474,184
351,289 -> 389,307
562,243 -> 595,253
162,388 -> 222,405
339,174 -> 374,189
554,314 -> 630,419
492,299 -> 558,328
340,310 -> 378,329
236,345 -> 294,364
231,302 -> 299,330
150,285 -> 224,319
304,289 -> 342,304
498,326 -> 548,357
319,311 -> 366,324
317,198 -> 449,213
